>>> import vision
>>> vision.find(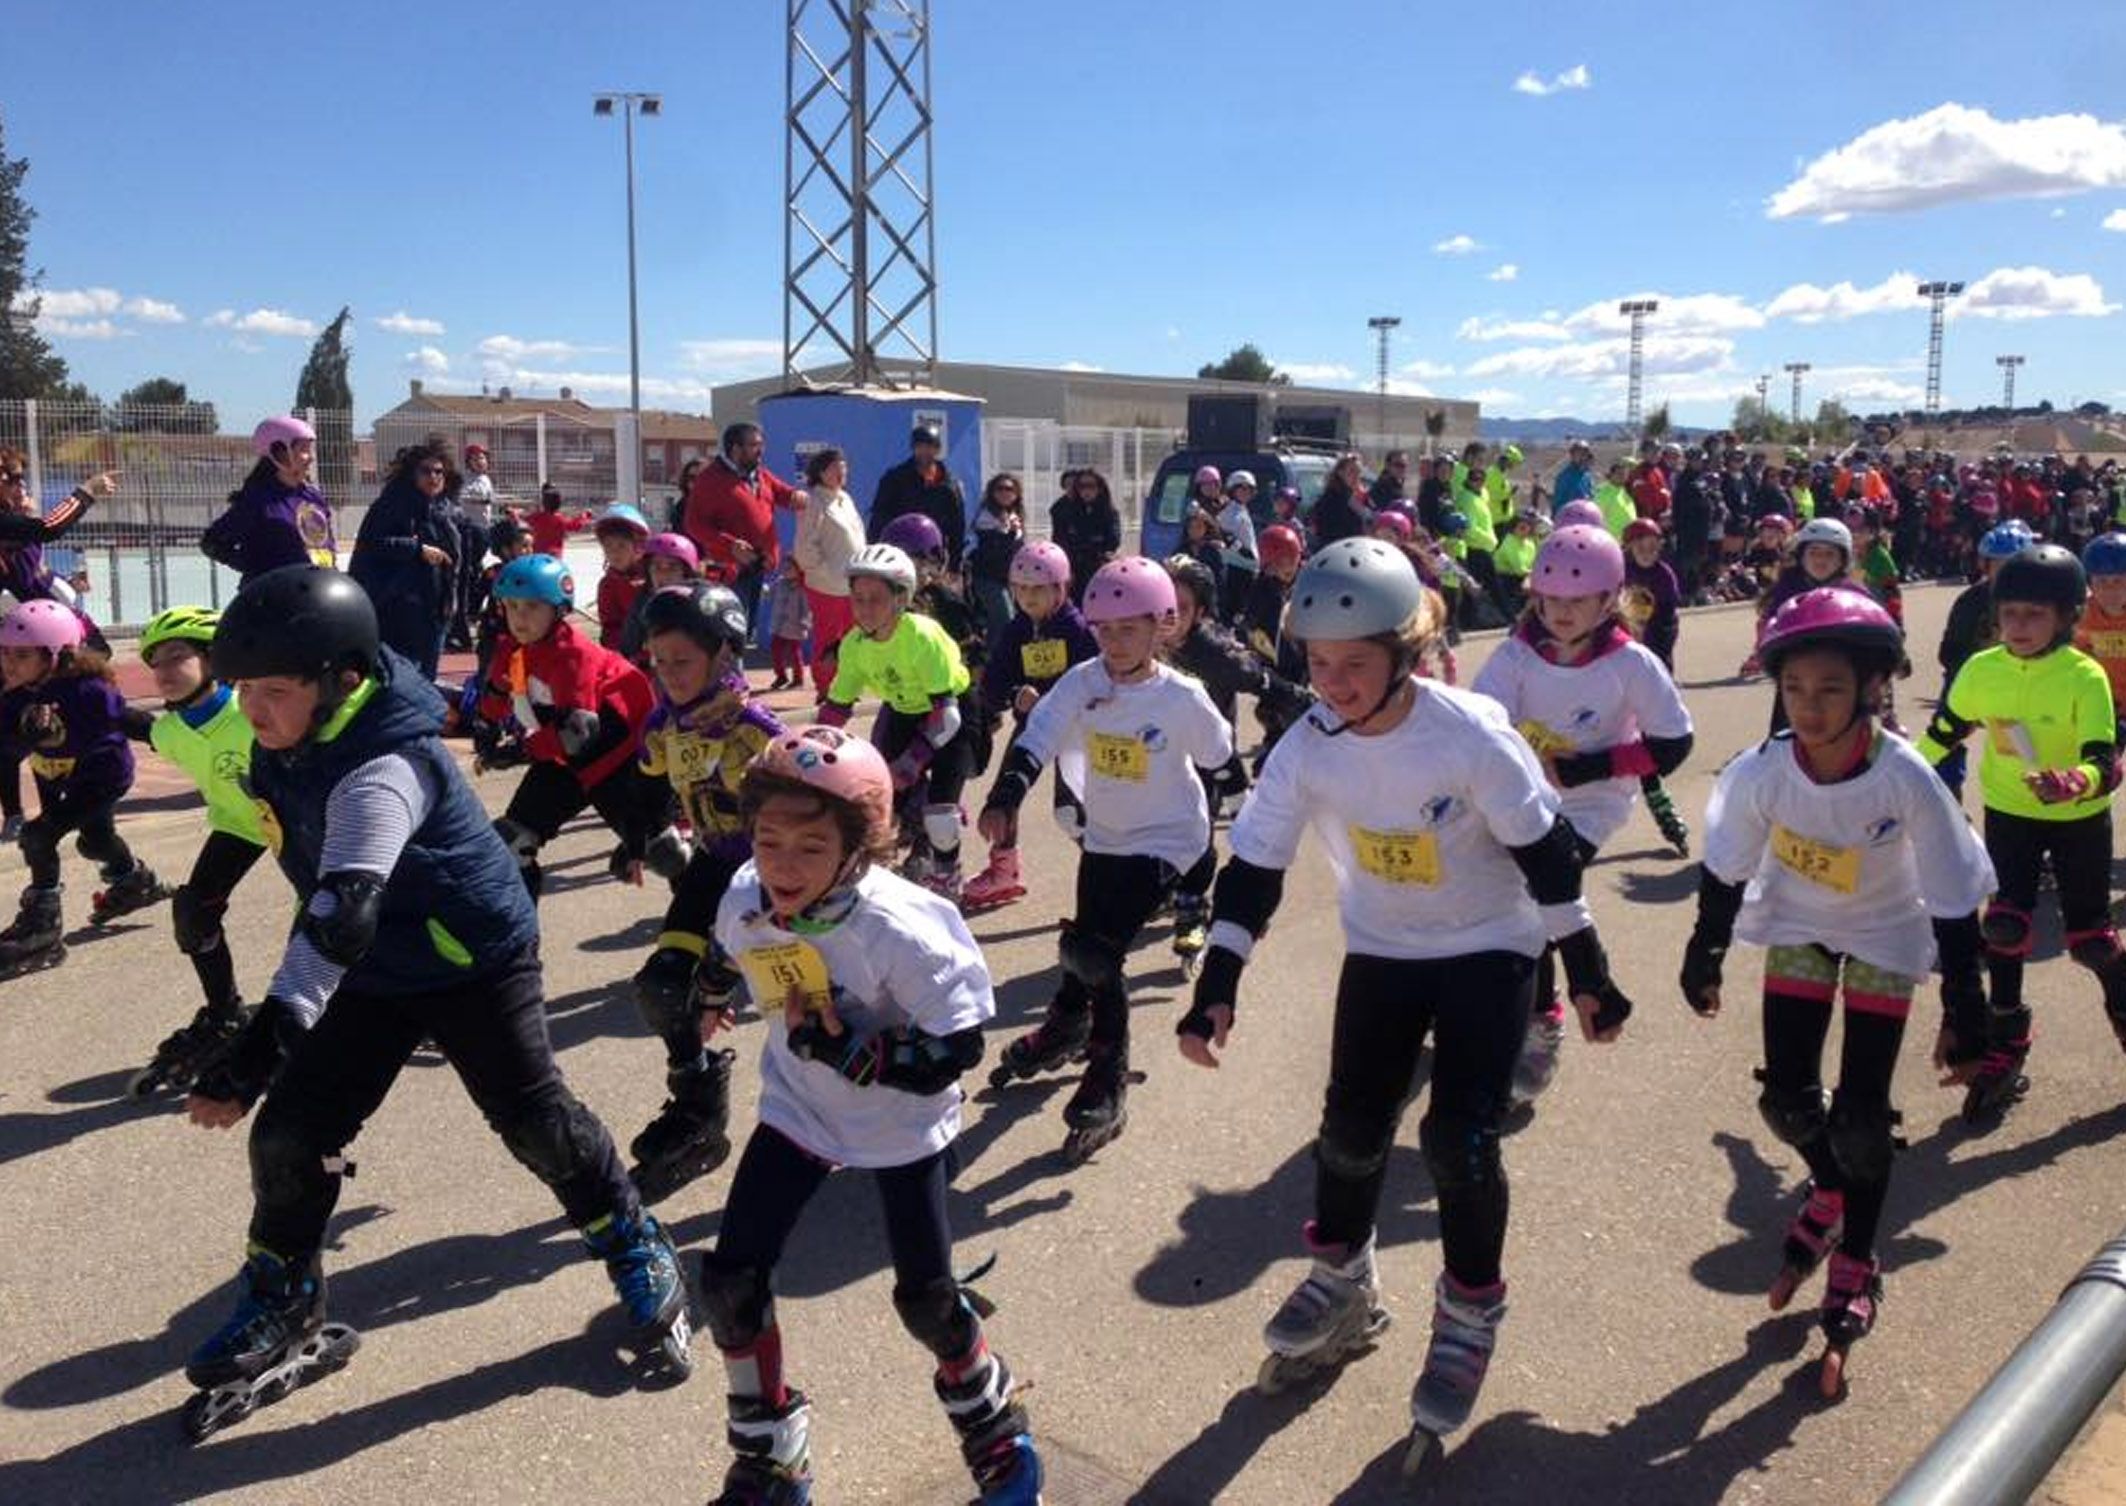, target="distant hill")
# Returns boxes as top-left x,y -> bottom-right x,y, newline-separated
1477,415 -> 1715,444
